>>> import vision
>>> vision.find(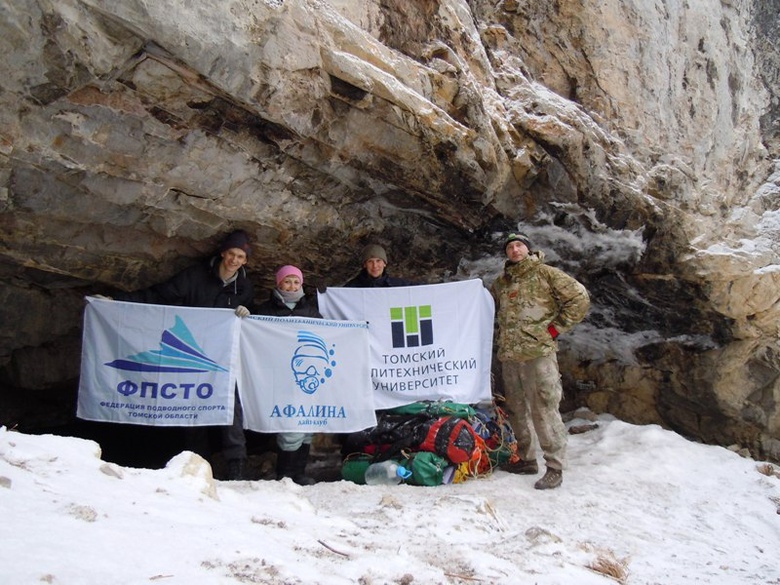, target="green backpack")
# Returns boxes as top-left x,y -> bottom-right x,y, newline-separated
341,453 -> 373,485
404,451 -> 449,486
341,451 -> 449,486
388,400 -> 477,420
